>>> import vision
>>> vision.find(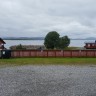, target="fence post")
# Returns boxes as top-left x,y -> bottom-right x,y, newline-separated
71,51 -> 72,58
94,50 -> 96,57
79,50 -> 81,57
55,50 -> 56,57
18,50 -> 20,57
63,50 -> 64,57
29,50 -> 31,57
47,50 -> 48,57
86,50 -> 87,57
